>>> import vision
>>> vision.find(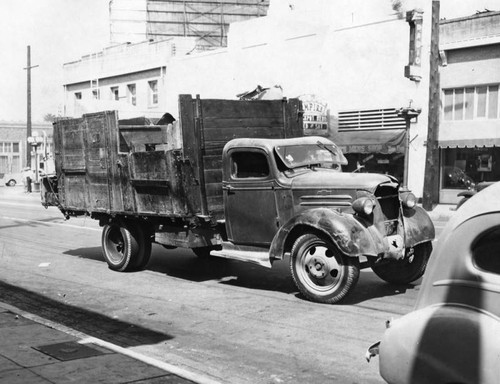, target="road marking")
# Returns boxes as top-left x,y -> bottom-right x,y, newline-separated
0,215 -> 100,231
